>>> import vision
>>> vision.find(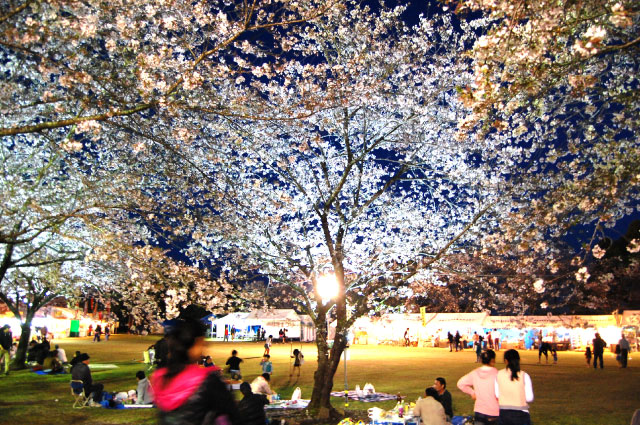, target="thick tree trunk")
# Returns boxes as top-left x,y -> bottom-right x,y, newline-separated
307,321 -> 348,419
13,319 -> 33,369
